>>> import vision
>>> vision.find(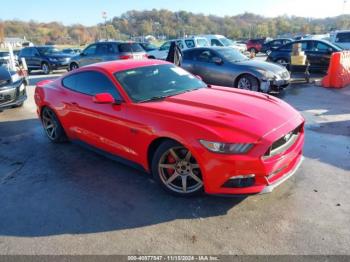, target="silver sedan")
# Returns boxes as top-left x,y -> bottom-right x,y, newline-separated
182,47 -> 290,93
